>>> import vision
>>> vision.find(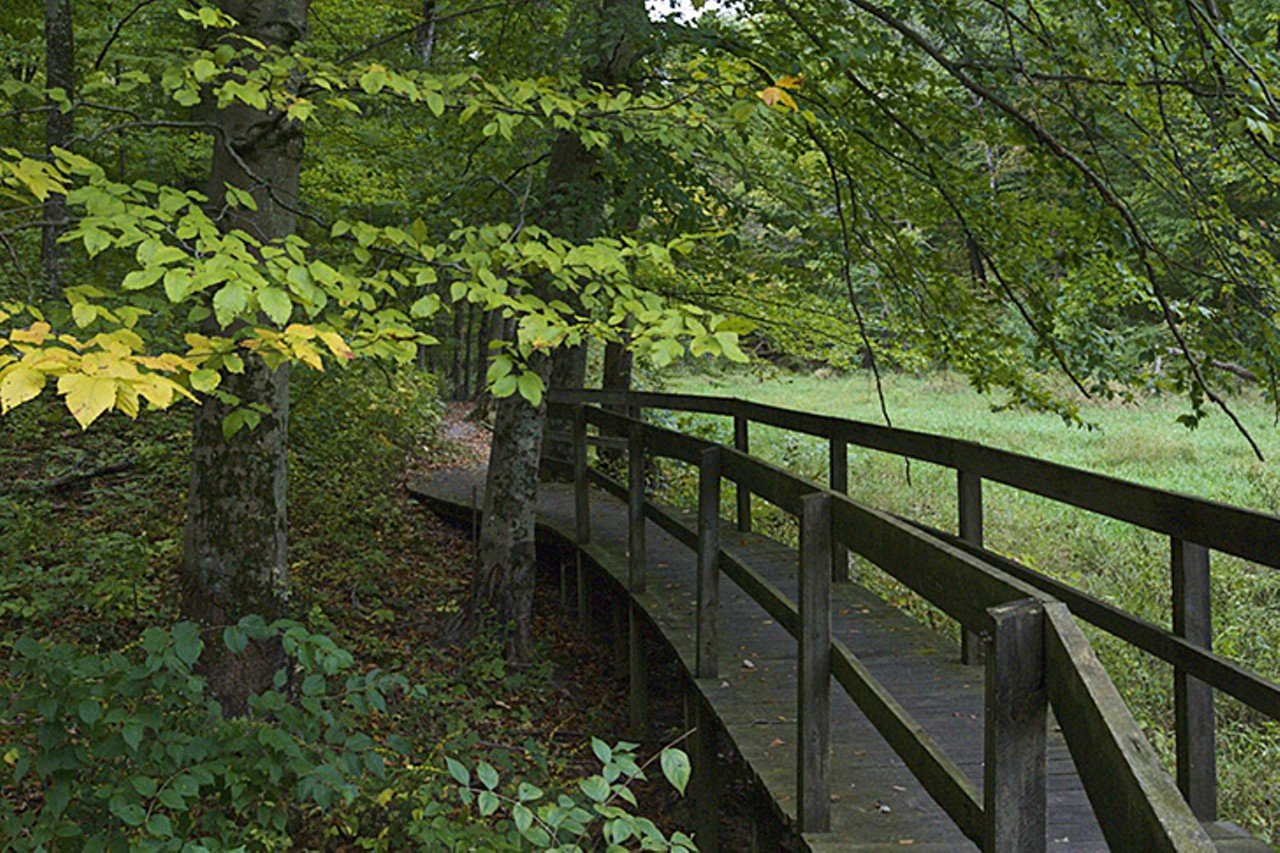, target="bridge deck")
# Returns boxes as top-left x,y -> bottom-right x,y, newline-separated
413,468 -> 1261,851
